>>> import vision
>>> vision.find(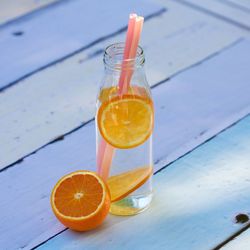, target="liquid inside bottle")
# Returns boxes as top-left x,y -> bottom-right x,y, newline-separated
96,43 -> 154,215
